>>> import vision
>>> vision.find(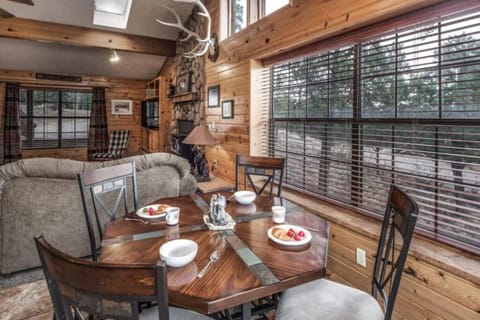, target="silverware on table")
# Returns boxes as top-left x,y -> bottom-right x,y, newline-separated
124,217 -> 149,224
197,250 -> 220,278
